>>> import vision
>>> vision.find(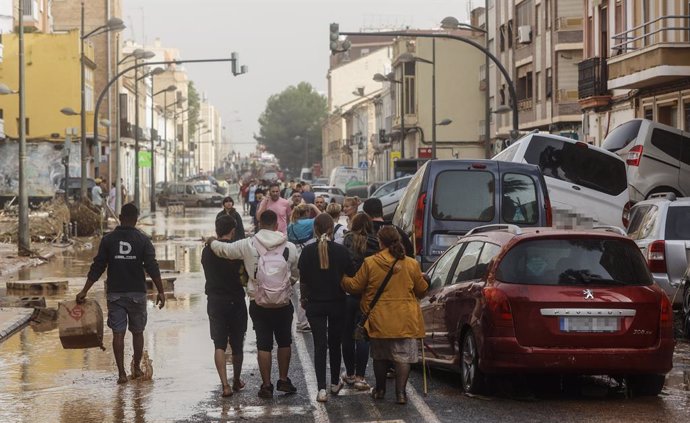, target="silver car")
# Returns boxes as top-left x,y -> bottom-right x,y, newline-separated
312,185 -> 345,204
358,176 -> 412,220
627,193 -> 690,306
